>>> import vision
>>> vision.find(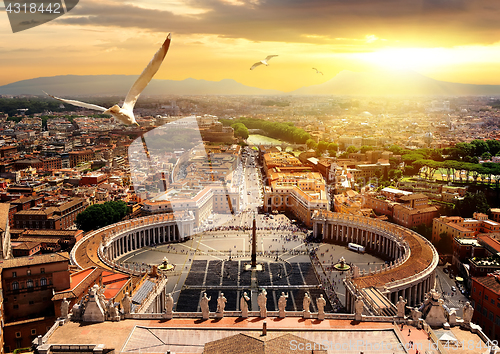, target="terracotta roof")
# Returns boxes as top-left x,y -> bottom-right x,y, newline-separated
0,252 -> 69,269
203,332 -> 327,354
352,225 -> 434,289
12,241 -> 41,250
10,196 -> 36,204
16,229 -> 83,237
445,223 -> 472,232
398,193 -> 427,201
52,267 -> 102,301
403,206 -> 438,215
474,275 -> 500,294
477,235 -> 500,254
56,198 -> 85,211
16,236 -> 60,244
103,278 -> 128,299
